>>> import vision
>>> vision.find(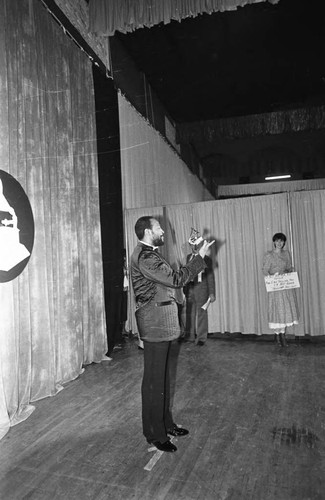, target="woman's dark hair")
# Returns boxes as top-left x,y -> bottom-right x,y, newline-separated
272,232 -> 287,243
134,216 -> 153,240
